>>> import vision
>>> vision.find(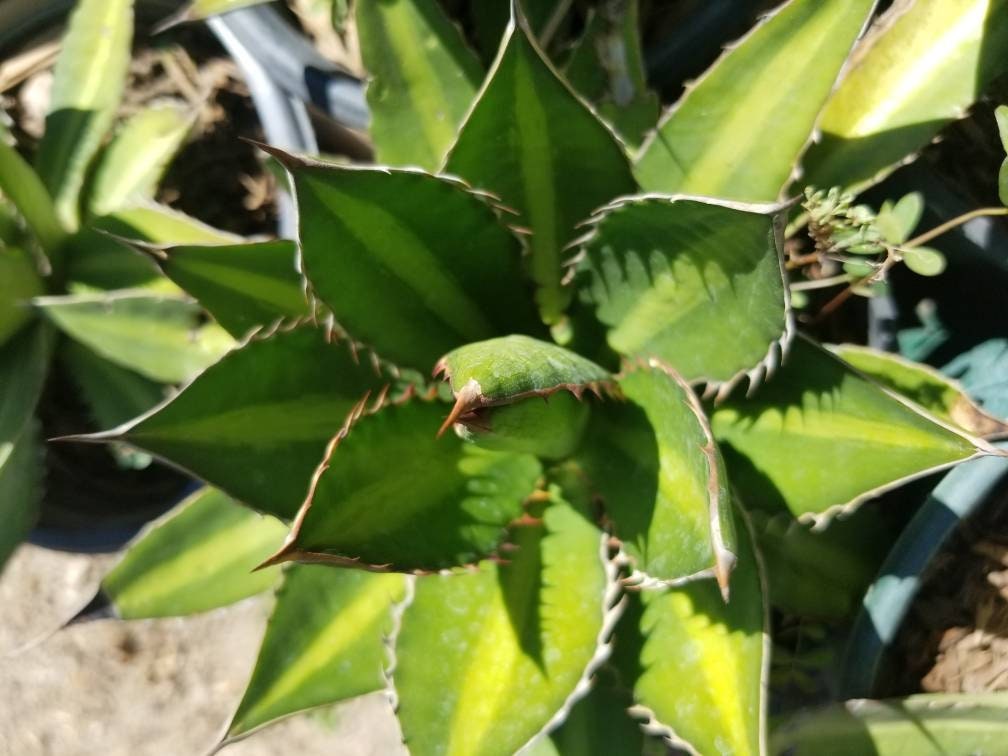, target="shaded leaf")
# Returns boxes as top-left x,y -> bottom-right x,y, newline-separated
0,125 -> 65,254
149,239 -> 309,338
710,337 -> 993,524
282,154 -> 542,371
357,0 -> 483,170
35,0 -> 133,228
102,487 -> 285,619
34,292 -> 232,384
0,421 -> 43,572
626,509 -> 767,756
770,693 -> 1008,755
64,229 -> 179,293
444,7 -> 636,324
394,493 -> 620,756
435,334 -> 610,433
0,246 -> 43,347
268,395 -> 541,572
0,321 -> 54,445
635,0 -> 875,202
89,102 -> 194,217
564,0 -> 659,148
576,195 -> 791,390
801,0 -> 1008,195
832,343 -> 1008,437
80,327 -> 401,519
577,361 -> 737,594
226,567 -> 407,739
